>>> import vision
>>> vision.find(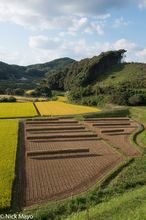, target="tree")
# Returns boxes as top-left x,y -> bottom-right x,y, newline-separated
14,88 -> 25,96
36,85 -> 52,97
128,94 -> 143,106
